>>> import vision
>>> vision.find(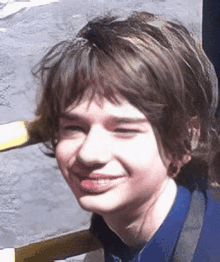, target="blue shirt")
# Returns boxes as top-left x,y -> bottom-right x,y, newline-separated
91,185 -> 220,261
104,186 -> 191,262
